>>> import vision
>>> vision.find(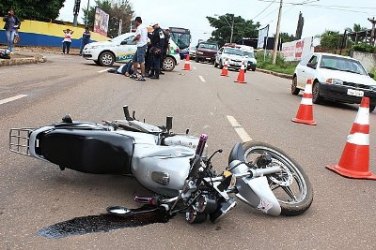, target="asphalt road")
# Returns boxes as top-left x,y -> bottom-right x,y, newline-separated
1,55 -> 376,249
